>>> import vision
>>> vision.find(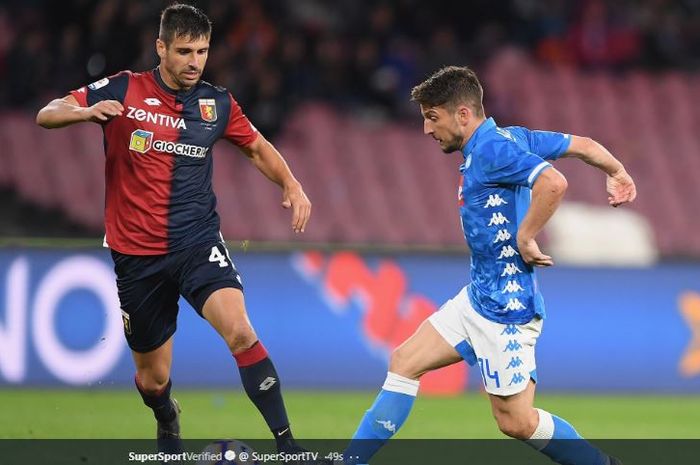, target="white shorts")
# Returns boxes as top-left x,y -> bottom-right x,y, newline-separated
428,287 -> 543,396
